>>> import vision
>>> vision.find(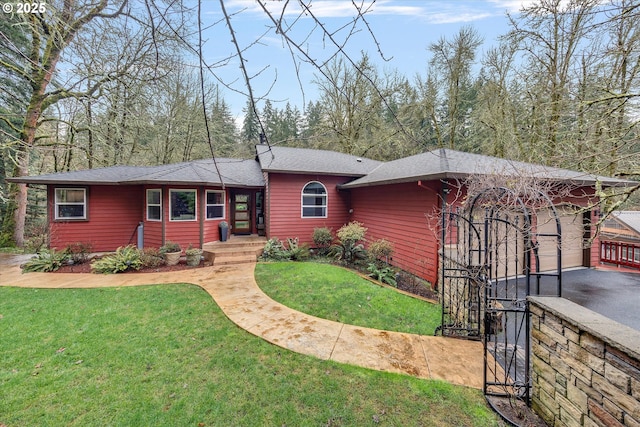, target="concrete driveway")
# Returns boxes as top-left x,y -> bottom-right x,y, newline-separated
559,268 -> 640,331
